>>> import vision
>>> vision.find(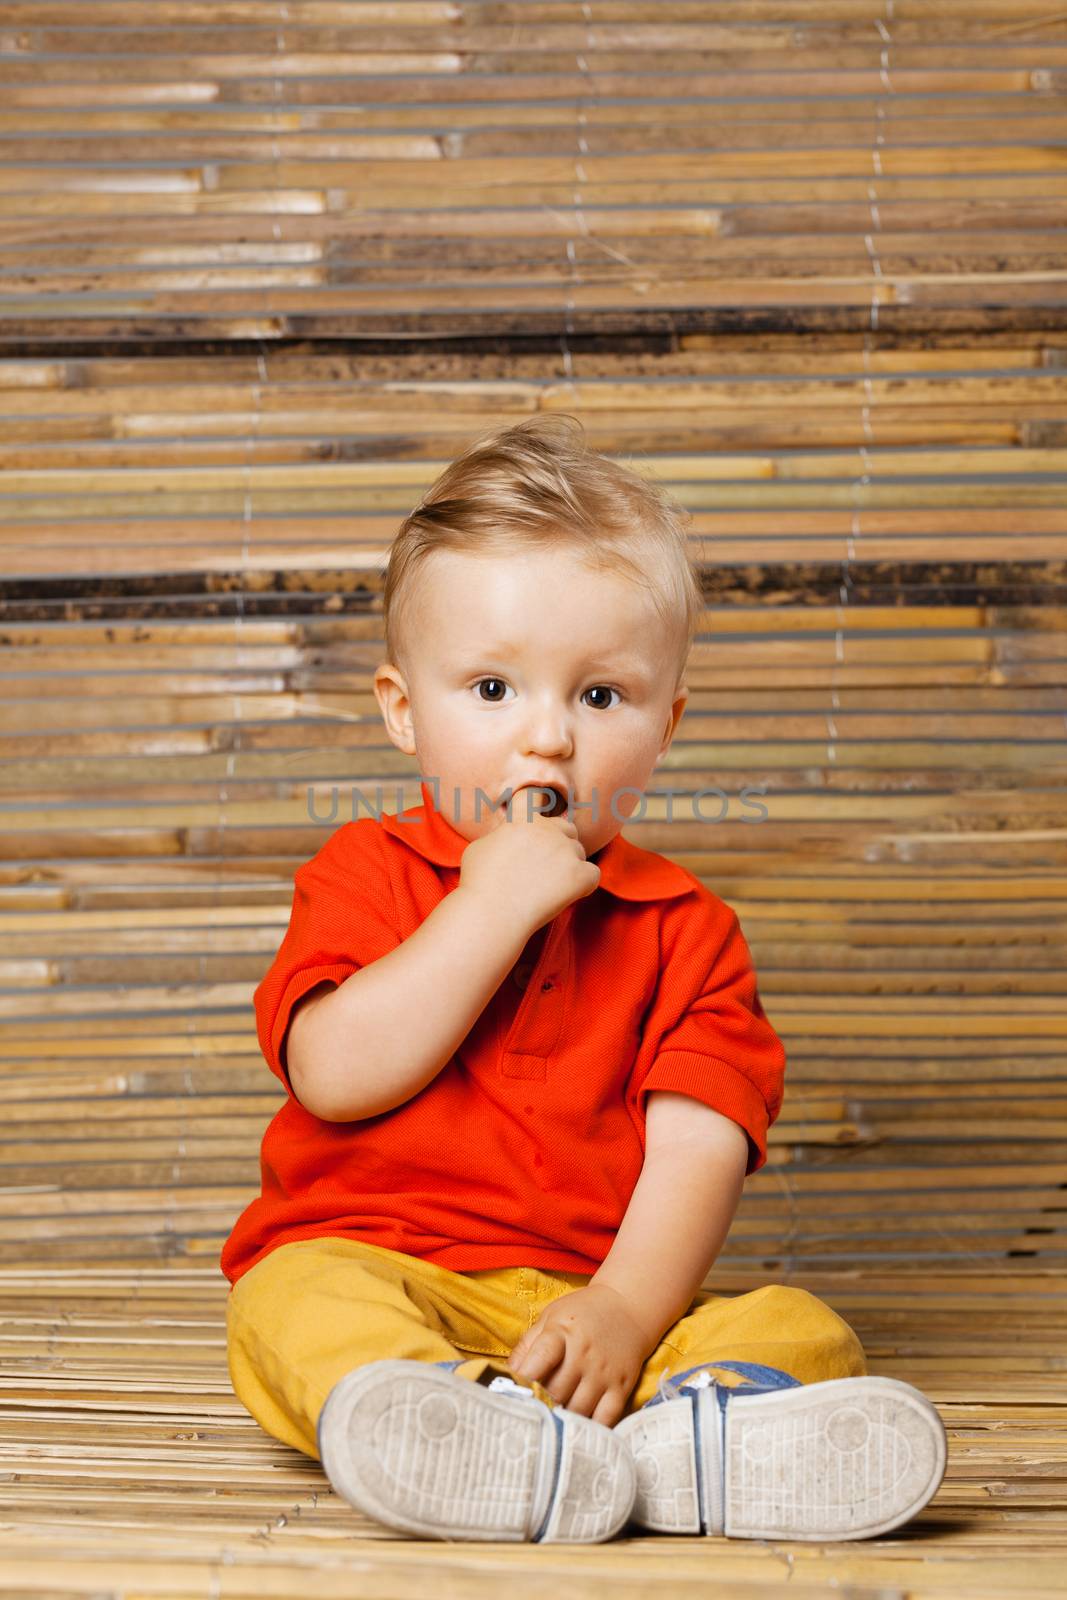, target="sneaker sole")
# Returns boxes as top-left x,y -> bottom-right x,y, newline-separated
317,1359 -> 636,1543
616,1374 -> 947,1541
